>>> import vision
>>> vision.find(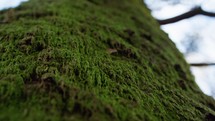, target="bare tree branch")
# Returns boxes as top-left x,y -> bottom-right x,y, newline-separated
157,6 -> 215,25
190,63 -> 215,67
